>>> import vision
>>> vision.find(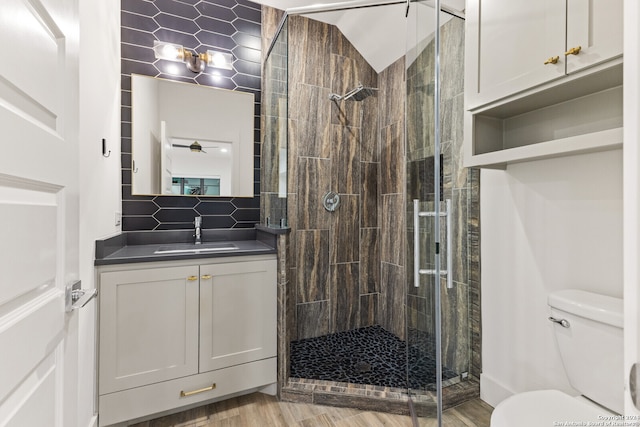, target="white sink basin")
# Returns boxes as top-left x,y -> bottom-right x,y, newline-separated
154,242 -> 238,254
